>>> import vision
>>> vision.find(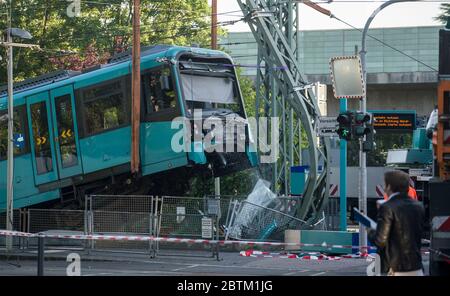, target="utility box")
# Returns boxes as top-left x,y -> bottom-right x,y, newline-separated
284,230 -> 376,254
412,128 -> 431,149
284,230 -> 301,251
291,166 -> 309,195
